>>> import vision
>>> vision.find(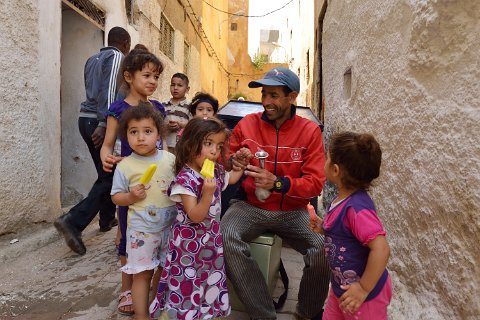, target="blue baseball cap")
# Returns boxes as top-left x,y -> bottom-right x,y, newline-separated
248,67 -> 300,92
